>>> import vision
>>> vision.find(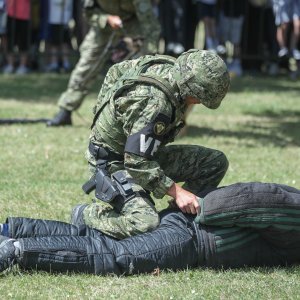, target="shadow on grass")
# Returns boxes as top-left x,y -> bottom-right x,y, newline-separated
0,74 -> 68,103
229,75 -> 300,94
1,73 -> 300,103
245,109 -> 300,118
0,74 -> 100,104
1,73 -> 299,105
185,109 -> 300,147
